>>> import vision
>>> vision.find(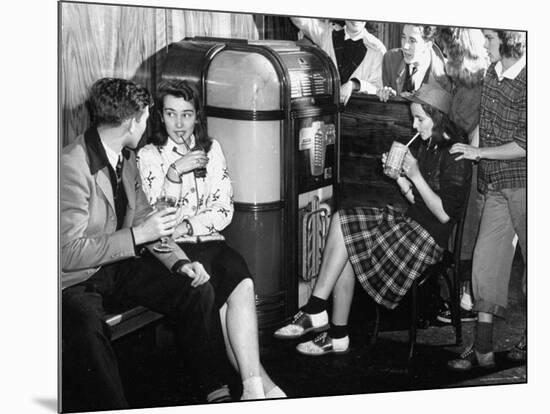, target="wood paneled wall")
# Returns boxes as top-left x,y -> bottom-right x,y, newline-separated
60,2 -> 259,146
378,21 -> 403,50
60,2 -> 404,147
